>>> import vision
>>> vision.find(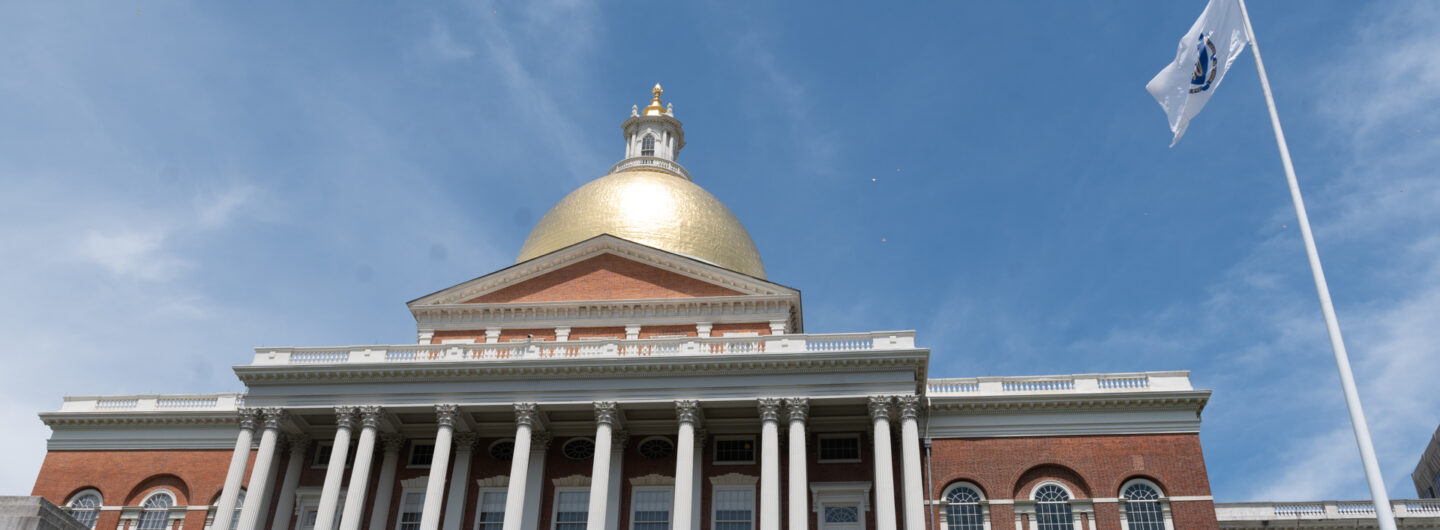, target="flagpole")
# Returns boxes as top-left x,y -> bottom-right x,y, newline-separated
1236,1 -> 1397,527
